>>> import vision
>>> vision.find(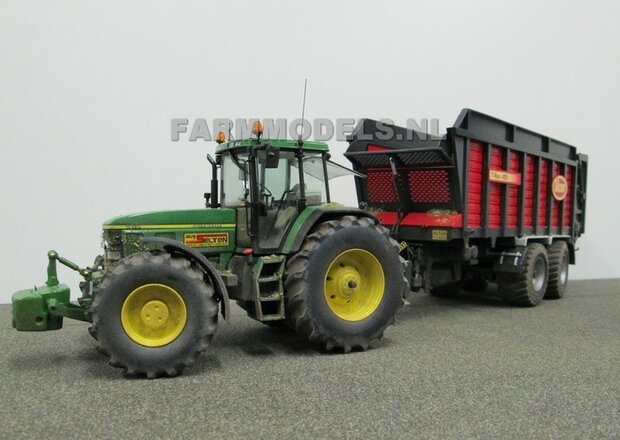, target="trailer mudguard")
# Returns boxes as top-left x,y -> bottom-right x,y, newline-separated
141,236 -> 231,321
